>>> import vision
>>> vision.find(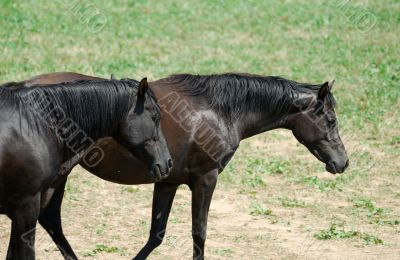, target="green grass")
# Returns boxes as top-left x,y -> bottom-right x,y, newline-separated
314,223 -> 383,245
351,198 -> 400,226
297,175 -> 346,192
1,0 -> 398,147
250,204 -> 273,216
353,199 -> 385,217
246,157 -> 290,175
279,197 -> 306,208
213,248 -> 234,257
82,244 -> 126,257
121,186 -> 139,193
